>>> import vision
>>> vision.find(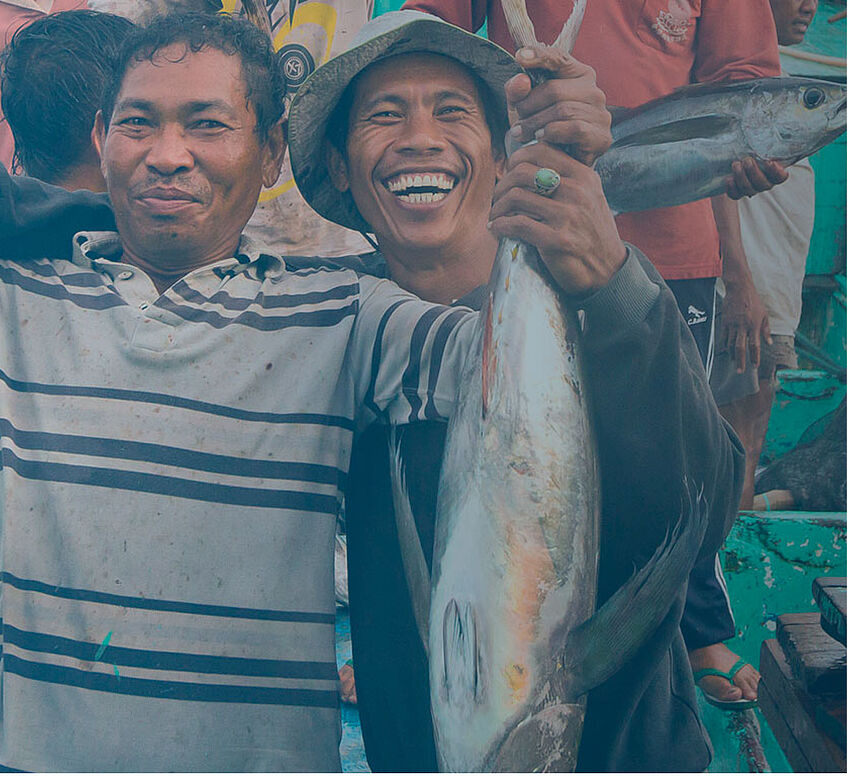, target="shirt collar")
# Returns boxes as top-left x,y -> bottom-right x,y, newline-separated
70,231 -> 286,280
